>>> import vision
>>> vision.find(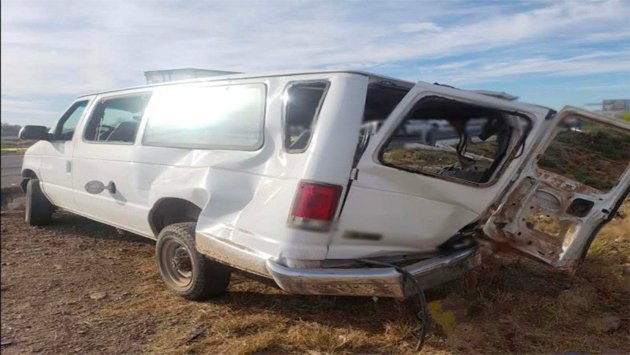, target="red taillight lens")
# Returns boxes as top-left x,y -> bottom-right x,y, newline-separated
289,181 -> 342,230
